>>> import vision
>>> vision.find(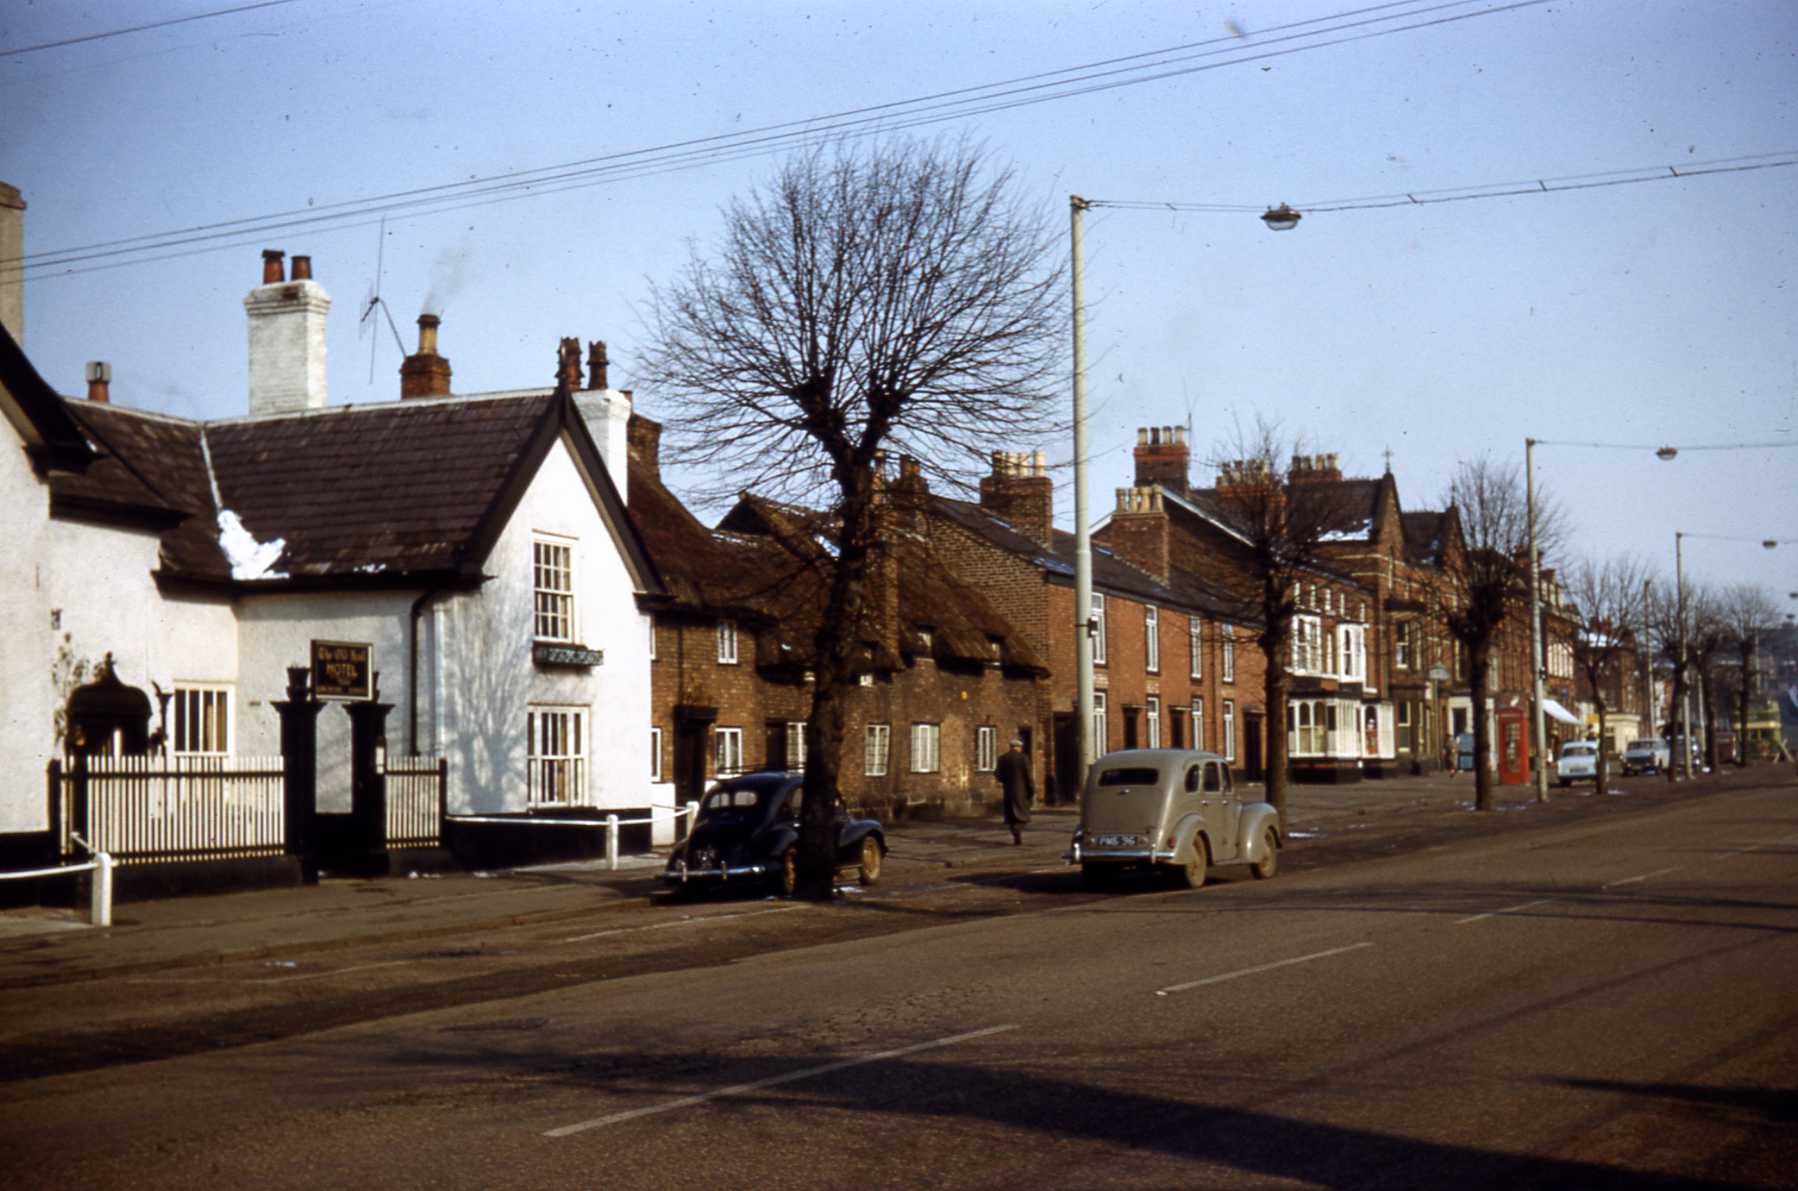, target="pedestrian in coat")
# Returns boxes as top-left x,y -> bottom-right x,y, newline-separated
996,737 -> 1033,845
